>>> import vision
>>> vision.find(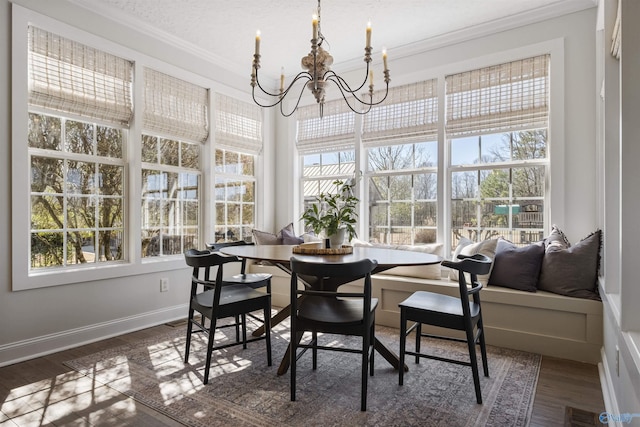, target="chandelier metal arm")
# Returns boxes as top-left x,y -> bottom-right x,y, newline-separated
323,76 -> 391,114
322,66 -> 370,96
253,65 -> 312,100
279,85 -> 309,117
